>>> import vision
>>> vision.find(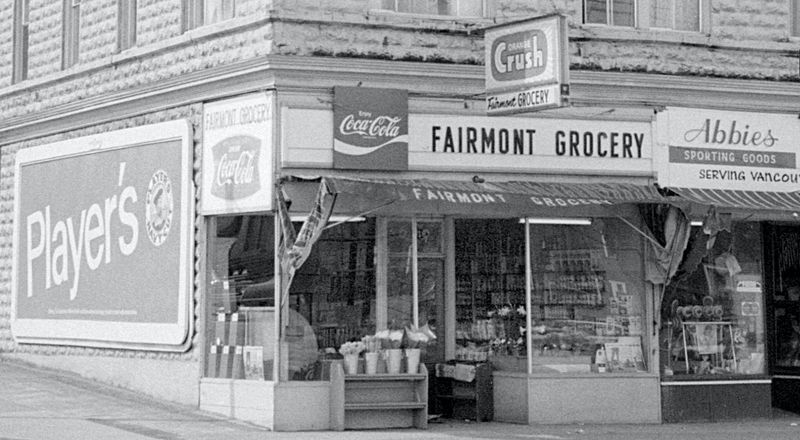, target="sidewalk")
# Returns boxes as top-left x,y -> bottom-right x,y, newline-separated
3,356 -> 800,439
